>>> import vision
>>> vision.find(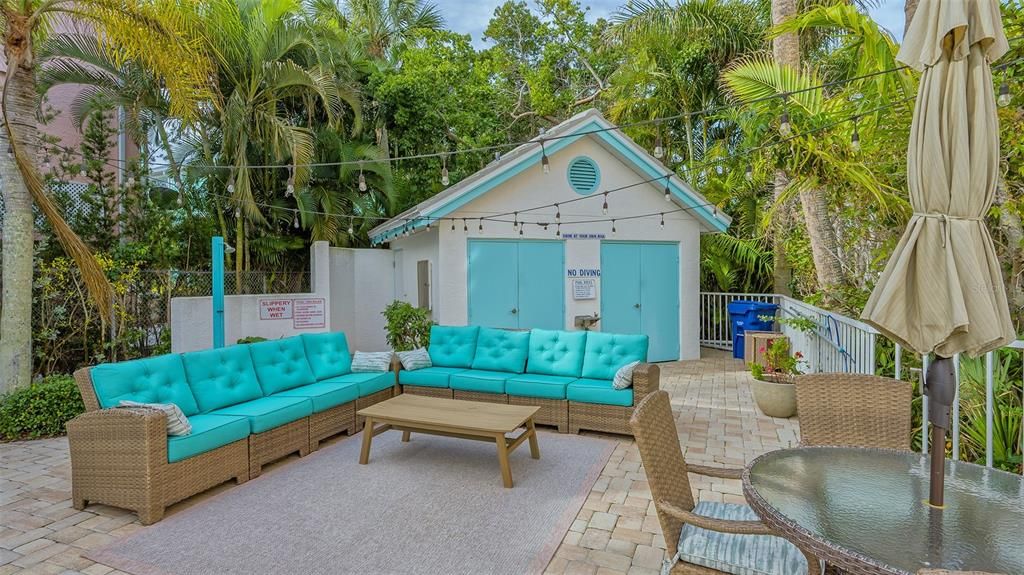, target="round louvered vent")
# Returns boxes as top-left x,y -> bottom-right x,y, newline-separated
567,156 -> 600,195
